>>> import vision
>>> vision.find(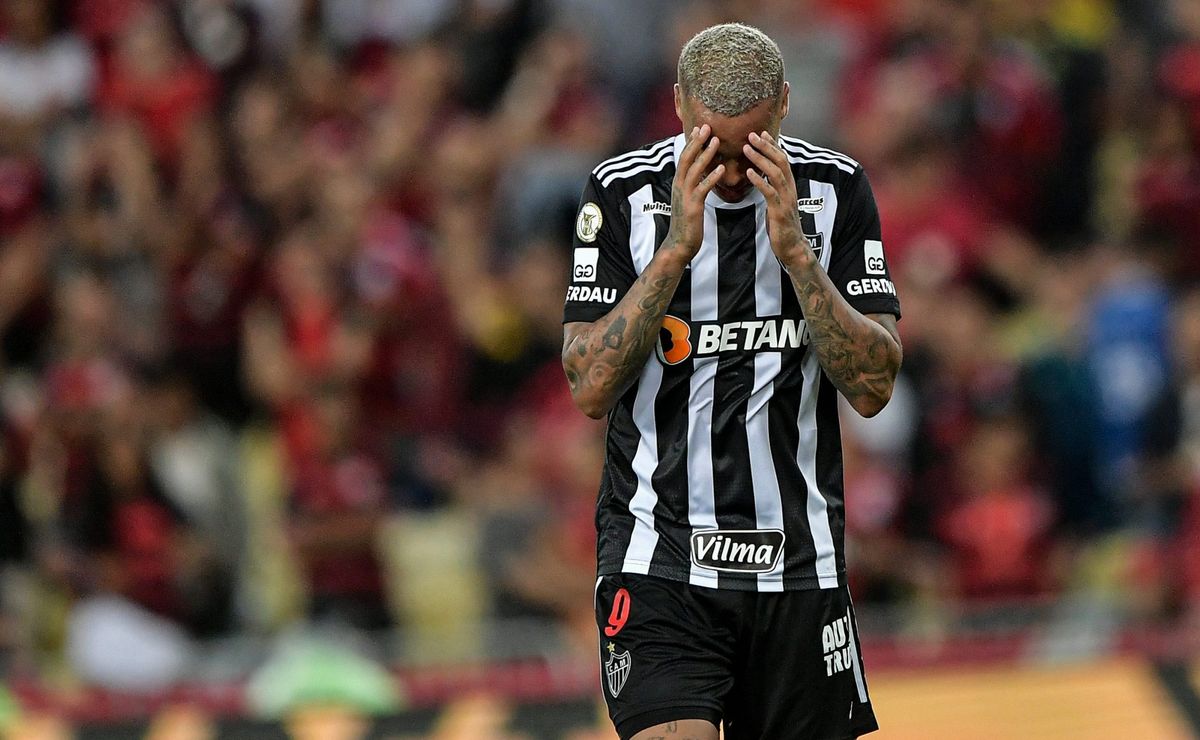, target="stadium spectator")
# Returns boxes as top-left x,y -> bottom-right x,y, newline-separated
0,0 -> 94,129
938,413 -> 1058,599
96,4 -> 215,163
